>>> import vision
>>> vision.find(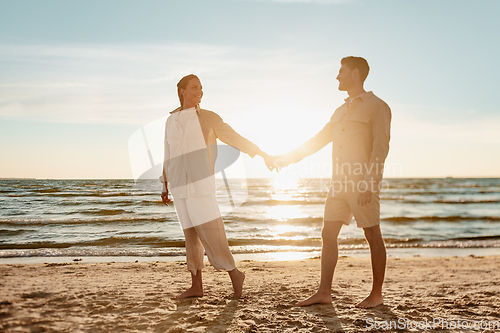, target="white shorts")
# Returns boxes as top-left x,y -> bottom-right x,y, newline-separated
173,194 -> 222,229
